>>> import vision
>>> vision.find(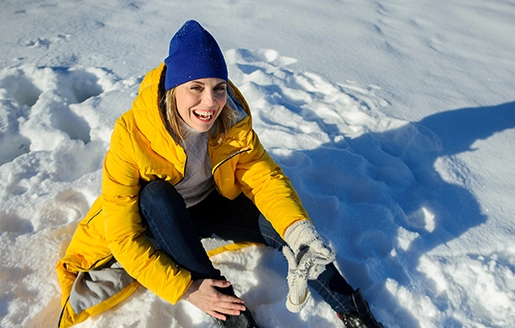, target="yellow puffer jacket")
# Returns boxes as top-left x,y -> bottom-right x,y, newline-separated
56,63 -> 309,327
